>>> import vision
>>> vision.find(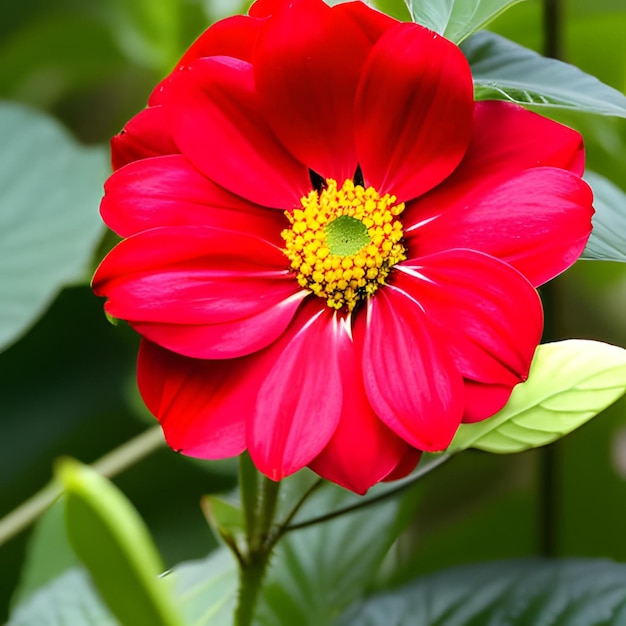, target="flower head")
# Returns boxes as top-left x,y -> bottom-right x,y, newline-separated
93,0 -> 594,493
